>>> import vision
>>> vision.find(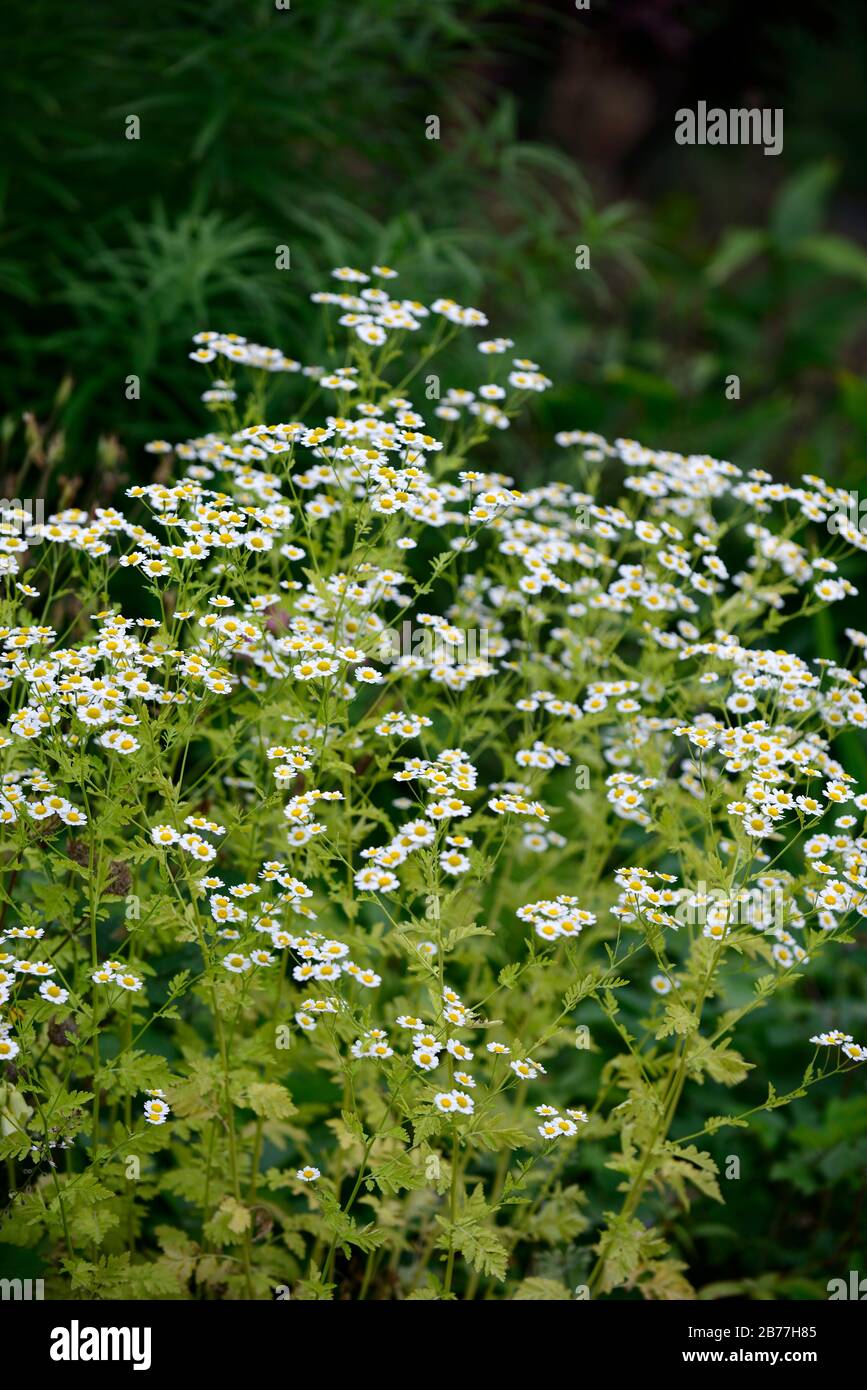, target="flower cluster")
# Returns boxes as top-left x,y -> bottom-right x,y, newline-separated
0,263 -> 864,1302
